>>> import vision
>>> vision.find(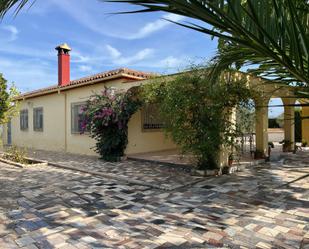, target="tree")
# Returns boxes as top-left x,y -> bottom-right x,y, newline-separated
0,74 -> 19,125
0,74 -> 19,148
236,102 -> 255,134
0,74 -> 10,123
